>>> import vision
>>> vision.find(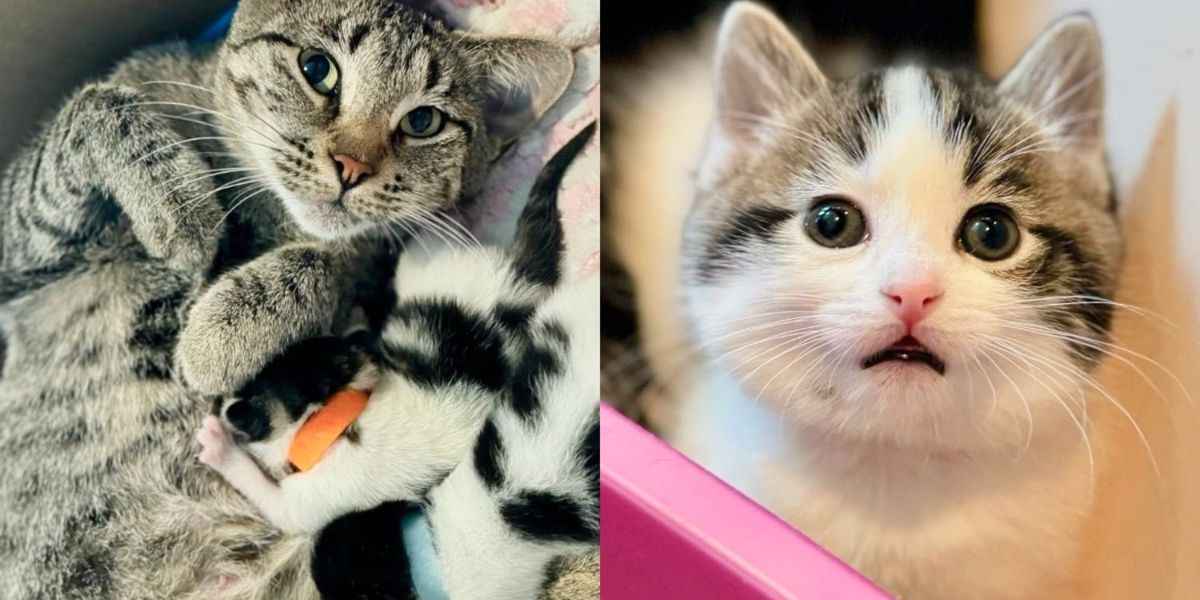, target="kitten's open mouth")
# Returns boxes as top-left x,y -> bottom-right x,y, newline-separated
862,336 -> 946,375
